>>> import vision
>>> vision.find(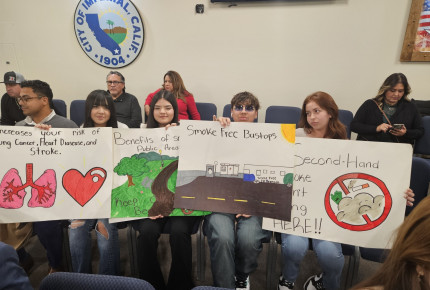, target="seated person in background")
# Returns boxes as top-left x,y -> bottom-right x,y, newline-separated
68,90 -> 122,275
144,71 -> 200,121
16,80 -> 78,274
1,71 -> 26,125
351,73 -> 423,144
352,195 -> 430,290
0,242 -> 33,290
106,71 -> 142,128
205,91 -> 269,290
